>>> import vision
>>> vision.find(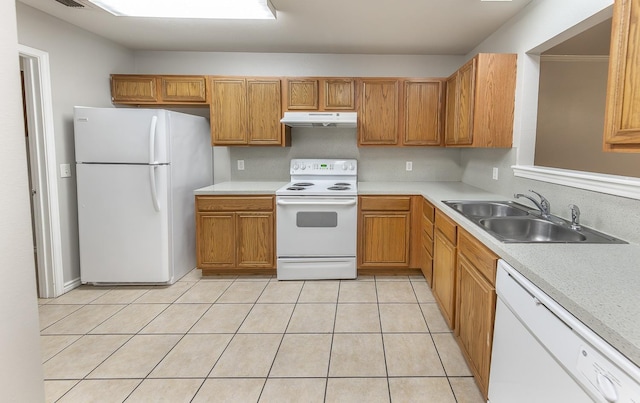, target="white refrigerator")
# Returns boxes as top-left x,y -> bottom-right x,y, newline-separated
74,106 -> 212,284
